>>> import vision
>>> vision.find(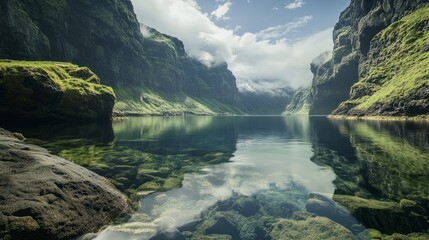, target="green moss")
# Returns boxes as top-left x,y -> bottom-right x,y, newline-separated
337,6 -> 429,115
349,122 -> 429,201
270,216 -> 355,240
114,87 -> 244,116
383,233 -> 429,240
0,60 -> 115,120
